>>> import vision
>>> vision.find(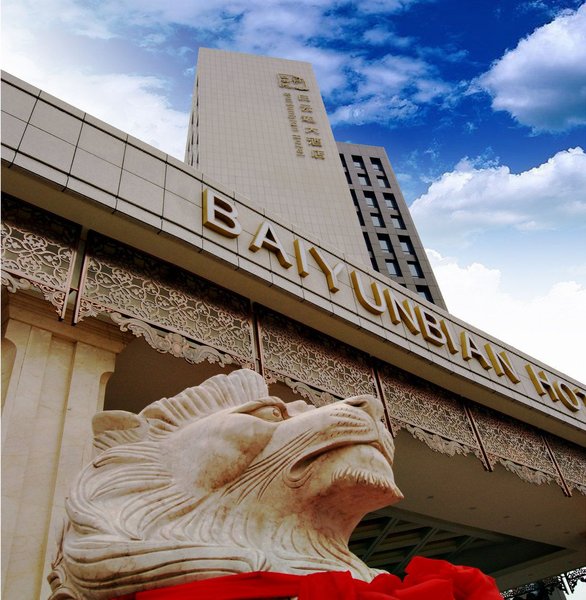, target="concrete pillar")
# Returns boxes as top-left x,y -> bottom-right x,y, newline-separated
1,294 -> 127,600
